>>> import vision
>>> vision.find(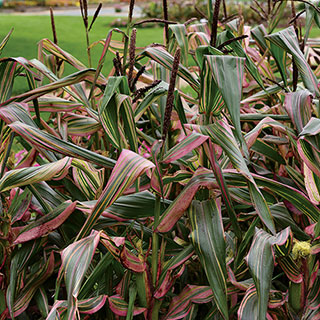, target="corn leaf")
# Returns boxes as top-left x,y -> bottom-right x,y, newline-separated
13,200 -> 76,244
9,122 -> 116,168
76,149 -> 155,239
245,227 -> 291,320
0,157 -> 72,192
189,199 -> 228,319
266,27 -> 320,97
